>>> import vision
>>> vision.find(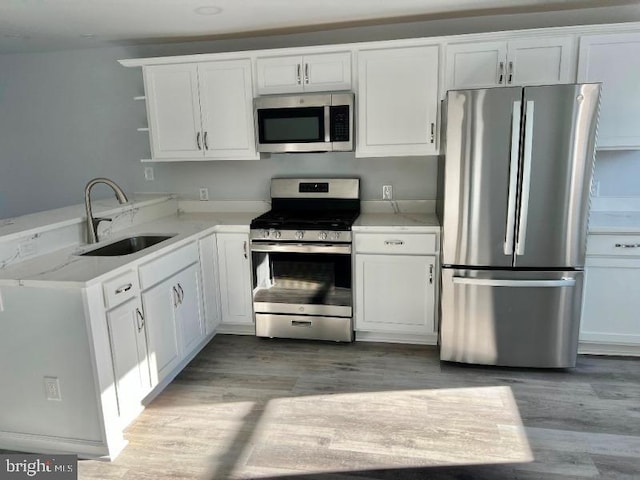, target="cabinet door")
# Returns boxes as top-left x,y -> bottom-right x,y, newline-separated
357,45 -> 440,157
507,36 -> 575,86
256,55 -> 304,94
143,64 -> 203,159
198,60 -> 259,160
581,263 -> 640,345
578,33 -> 640,149
199,235 -> 221,335
445,41 -> 507,90
216,233 -> 253,325
141,280 -> 180,386
175,263 -> 205,354
302,52 -> 351,92
106,298 -> 151,426
355,254 -> 435,335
